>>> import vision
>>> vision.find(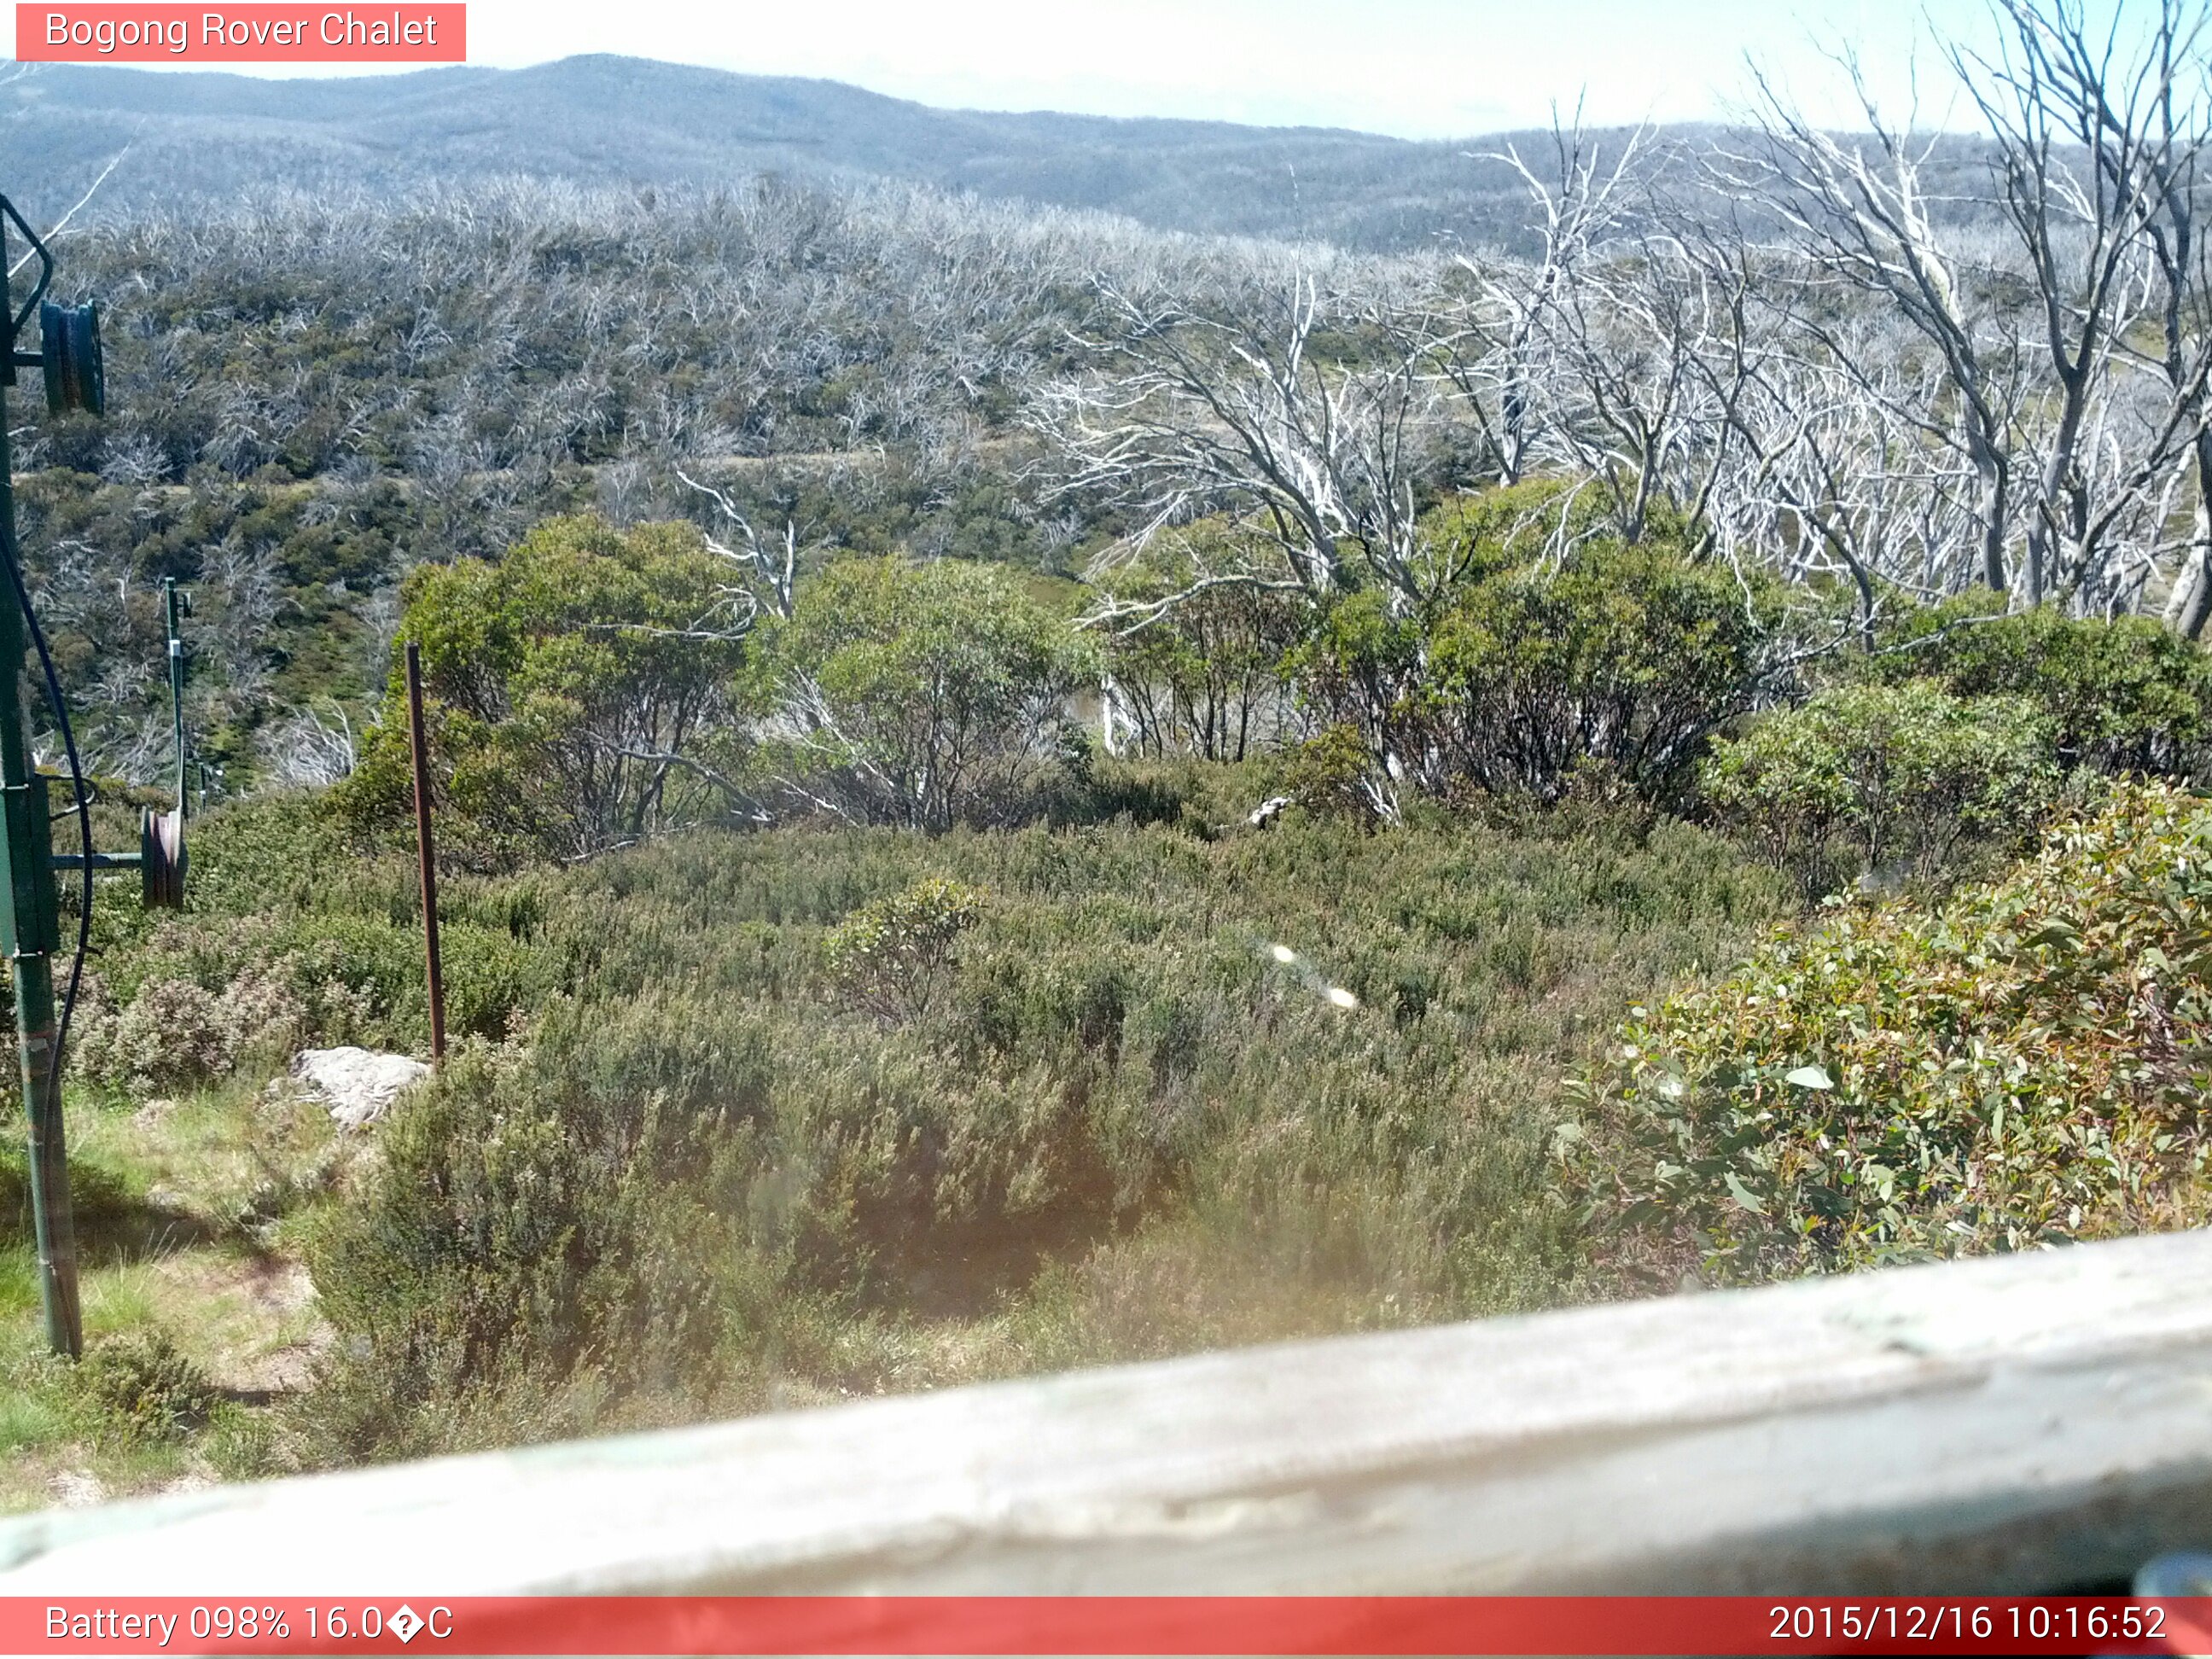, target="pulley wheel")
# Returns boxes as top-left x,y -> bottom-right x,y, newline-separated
141,806 -> 185,911
40,300 -> 104,417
